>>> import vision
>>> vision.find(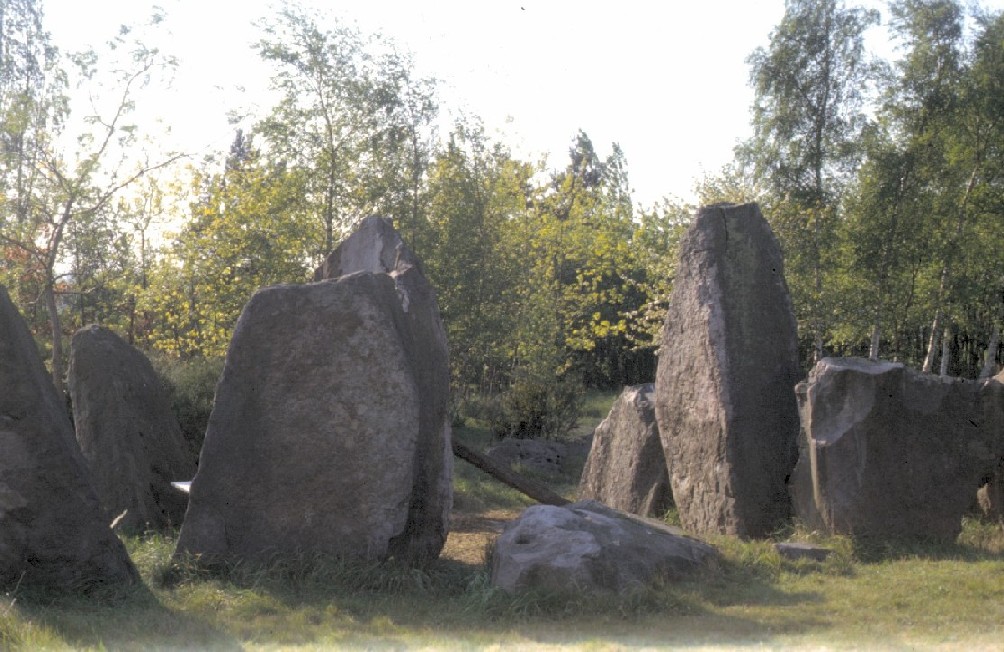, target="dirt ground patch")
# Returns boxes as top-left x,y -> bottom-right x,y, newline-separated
443,509 -> 517,566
